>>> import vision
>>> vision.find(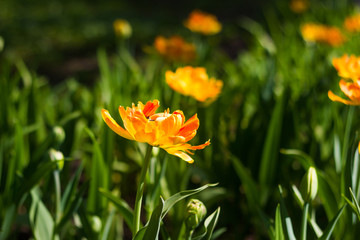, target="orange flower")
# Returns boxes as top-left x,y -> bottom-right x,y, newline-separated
184,10 -> 222,35
344,14 -> 360,32
332,54 -> 360,81
328,80 -> 360,105
290,0 -> 309,13
102,100 -> 210,163
300,23 -> 346,46
154,36 -> 196,62
166,66 -> 223,103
